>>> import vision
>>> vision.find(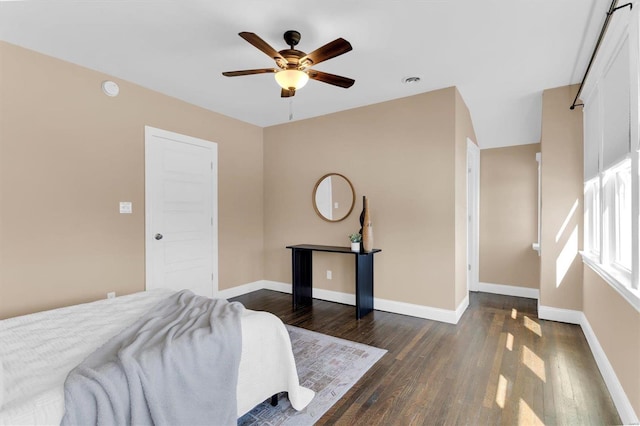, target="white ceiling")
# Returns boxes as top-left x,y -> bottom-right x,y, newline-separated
0,0 -> 606,149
